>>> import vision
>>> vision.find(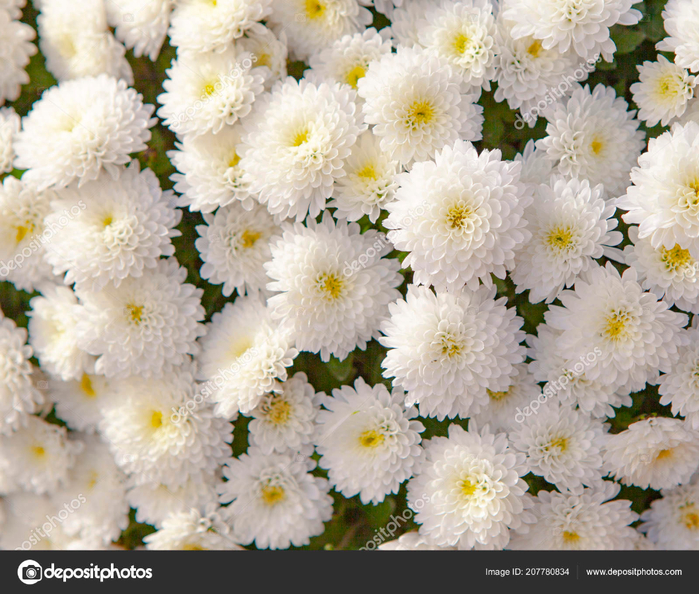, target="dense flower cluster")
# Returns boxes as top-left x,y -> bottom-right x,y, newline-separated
1,0 -> 699,553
